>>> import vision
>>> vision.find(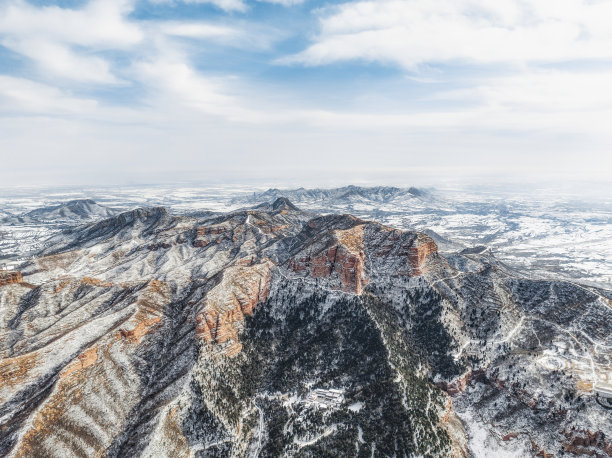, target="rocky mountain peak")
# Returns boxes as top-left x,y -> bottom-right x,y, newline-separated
117,206 -> 169,222
271,197 -> 300,212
